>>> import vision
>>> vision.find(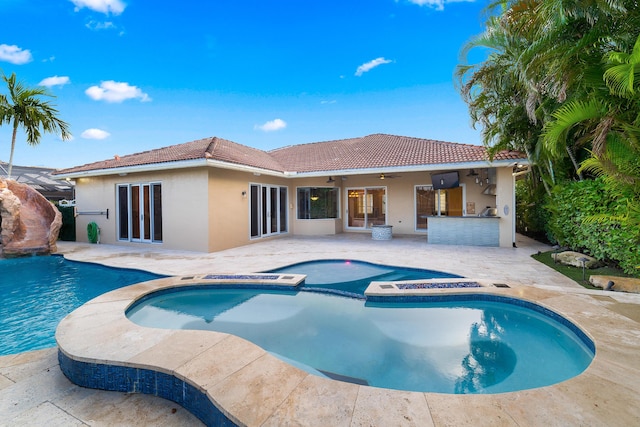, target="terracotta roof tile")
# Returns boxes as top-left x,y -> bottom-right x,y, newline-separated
269,134 -> 516,172
55,137 -> 214,175
54,133 -> 525,176
208,137 -> 285,172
